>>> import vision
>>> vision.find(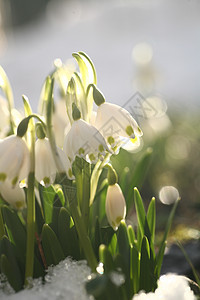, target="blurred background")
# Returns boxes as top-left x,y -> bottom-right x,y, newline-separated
0,0 -> 200,237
